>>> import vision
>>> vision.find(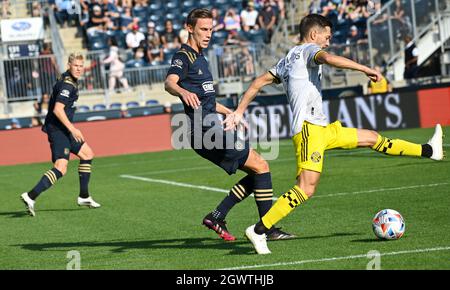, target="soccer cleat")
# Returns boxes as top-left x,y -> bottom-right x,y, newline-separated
266,227 -> 296,240
245,224 -> 271,254
202,213 -> 236,241
20,192 -> 36,217
77,196 -> 101,208
428,124 -> 444,161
